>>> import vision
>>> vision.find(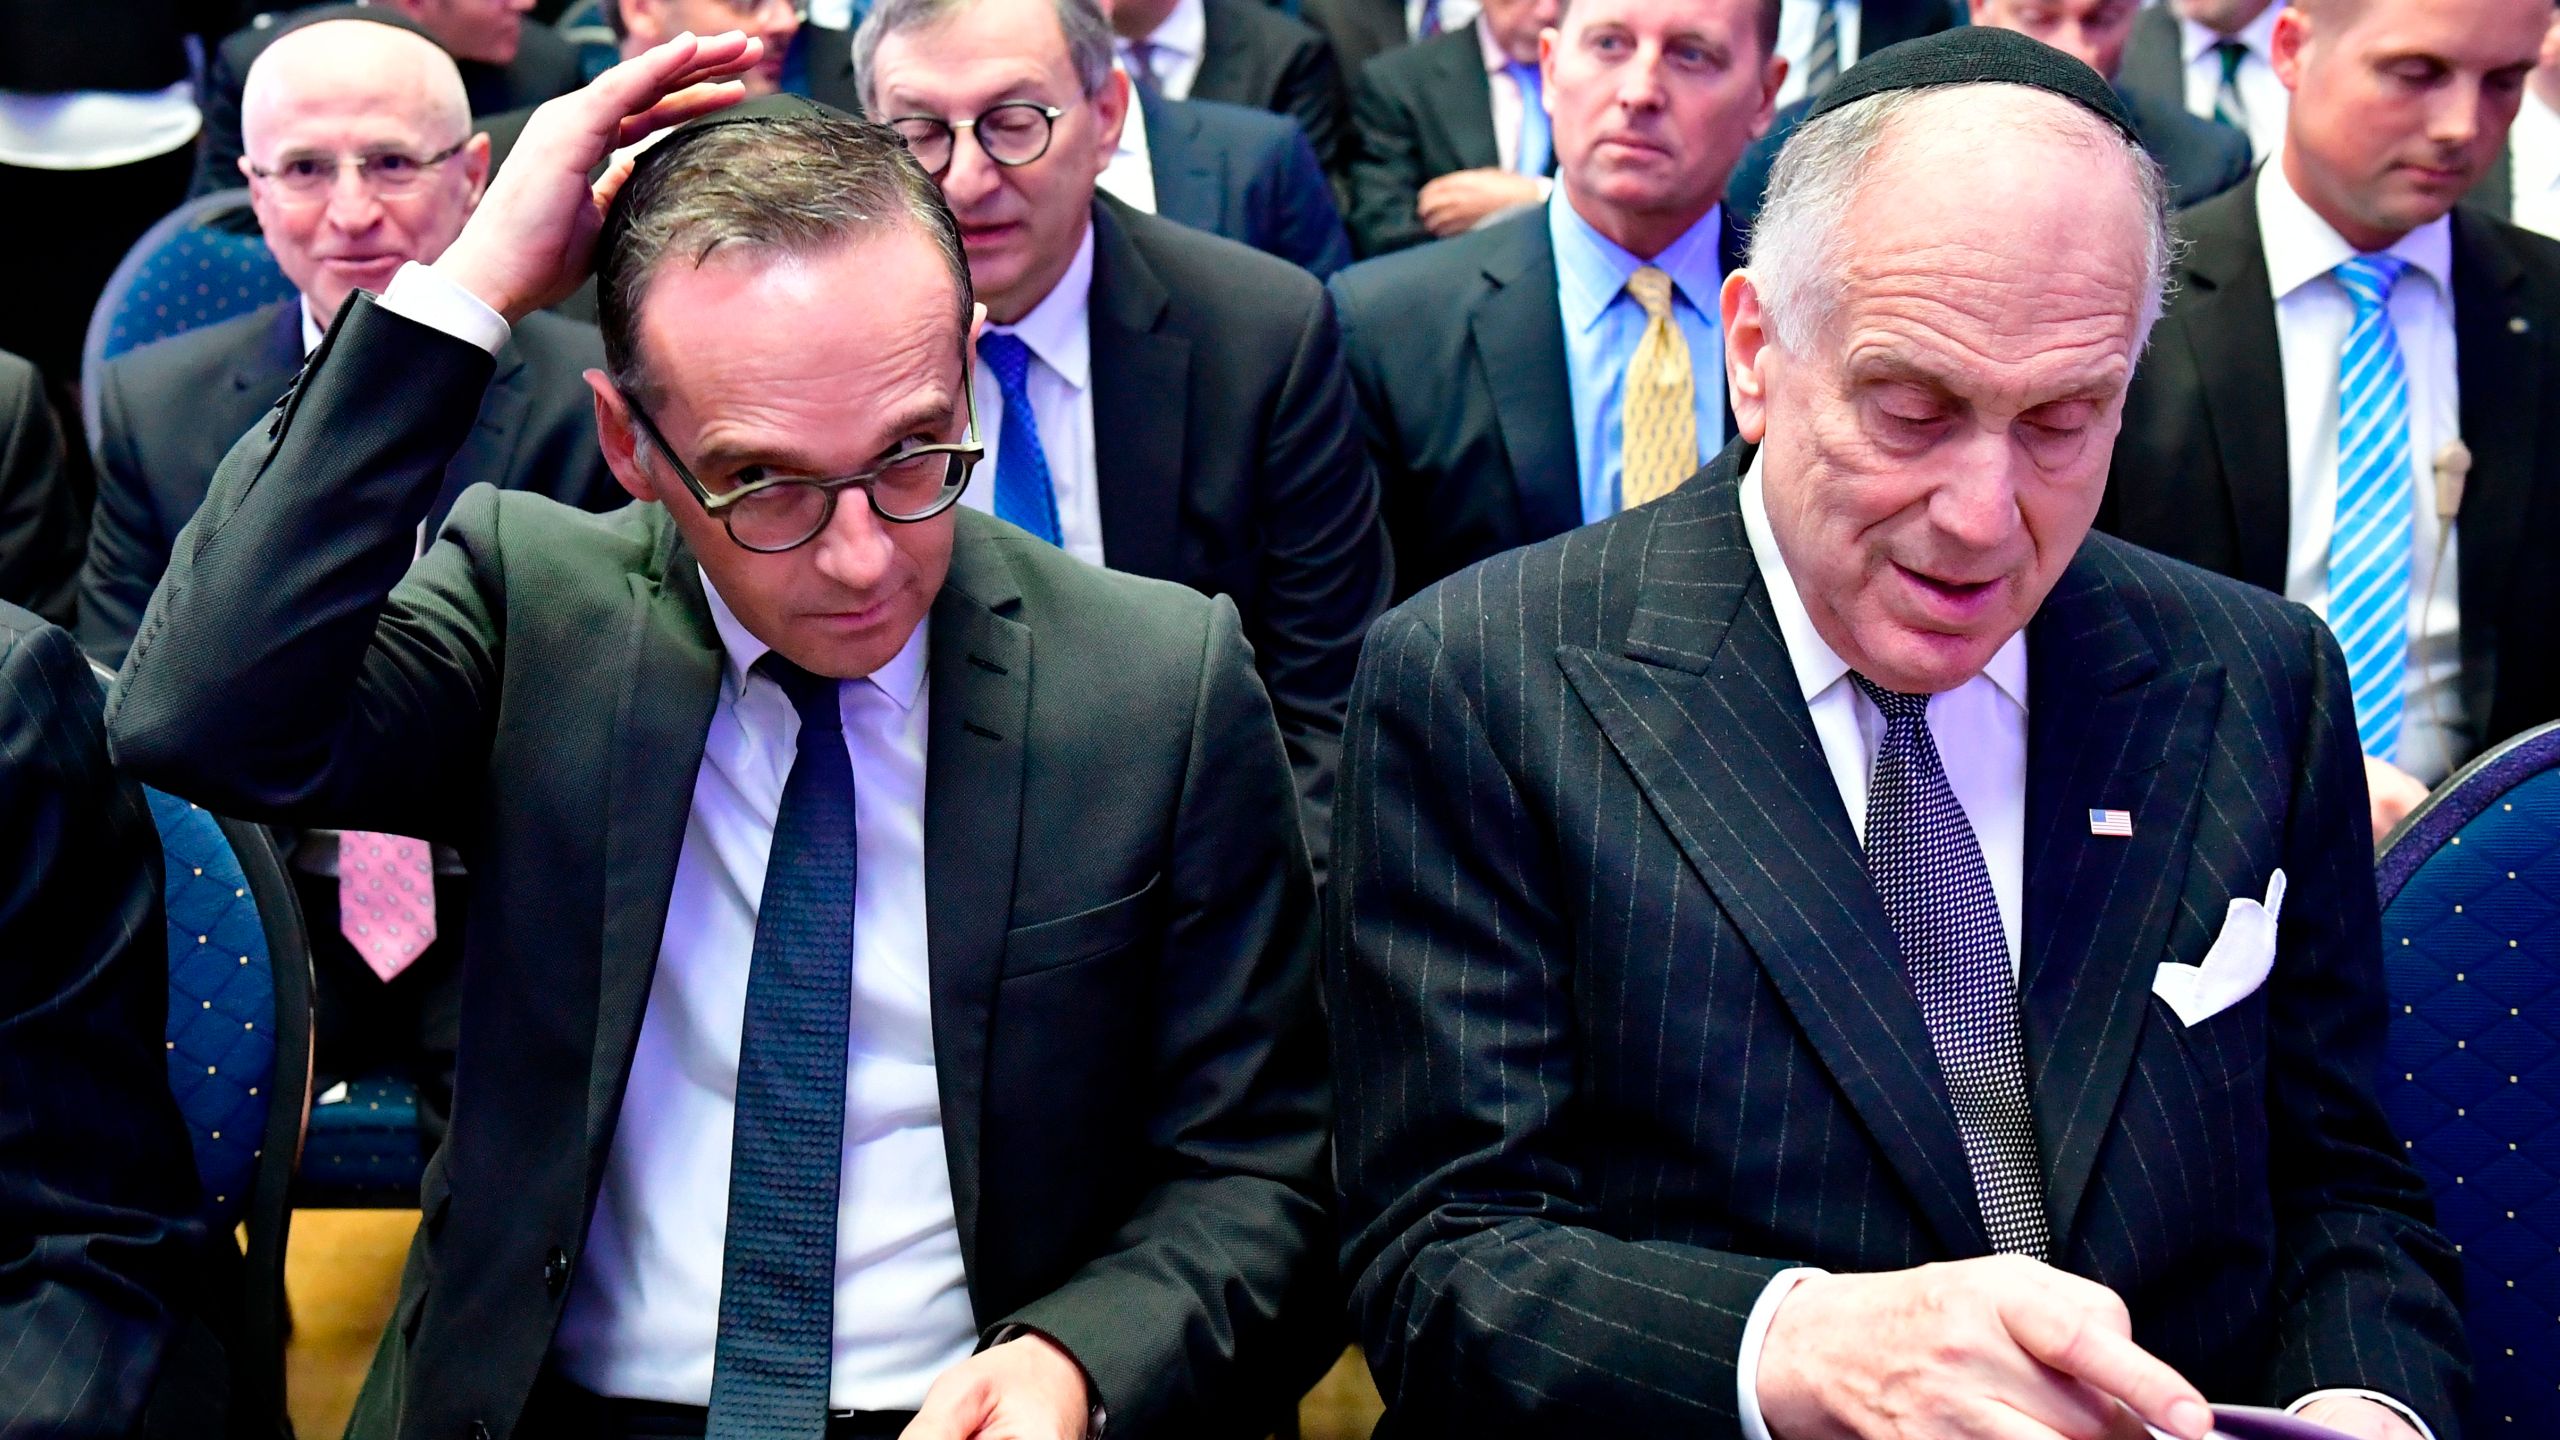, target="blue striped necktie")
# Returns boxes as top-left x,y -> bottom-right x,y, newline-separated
2327,253 -> 2416,763
975,330 -> 1064,546
706,655 -> 857,1440
1507,61 -> 1550,177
